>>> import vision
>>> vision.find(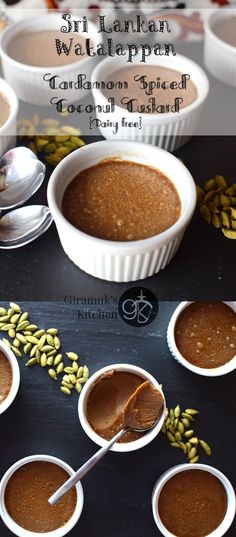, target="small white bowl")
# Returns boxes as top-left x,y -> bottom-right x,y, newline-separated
78,363 -> 166,453
0,454 -> 84,537
167,301 -> 236,377
204,9 -> 236,87
0,77 -> 18,157
152,463 -> 236,537
0,340 -> 20,415
0,13 -> 100,106
47,139 -> 196,282
91,52 -> 209,152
